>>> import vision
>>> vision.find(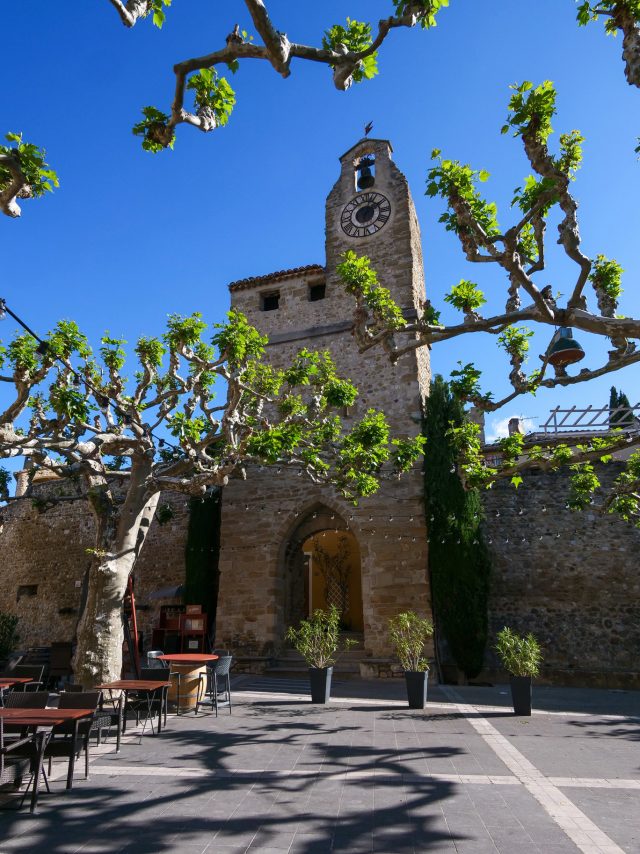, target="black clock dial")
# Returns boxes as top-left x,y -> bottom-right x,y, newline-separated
340,192 -> 391,238
355,205 -> 376,224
